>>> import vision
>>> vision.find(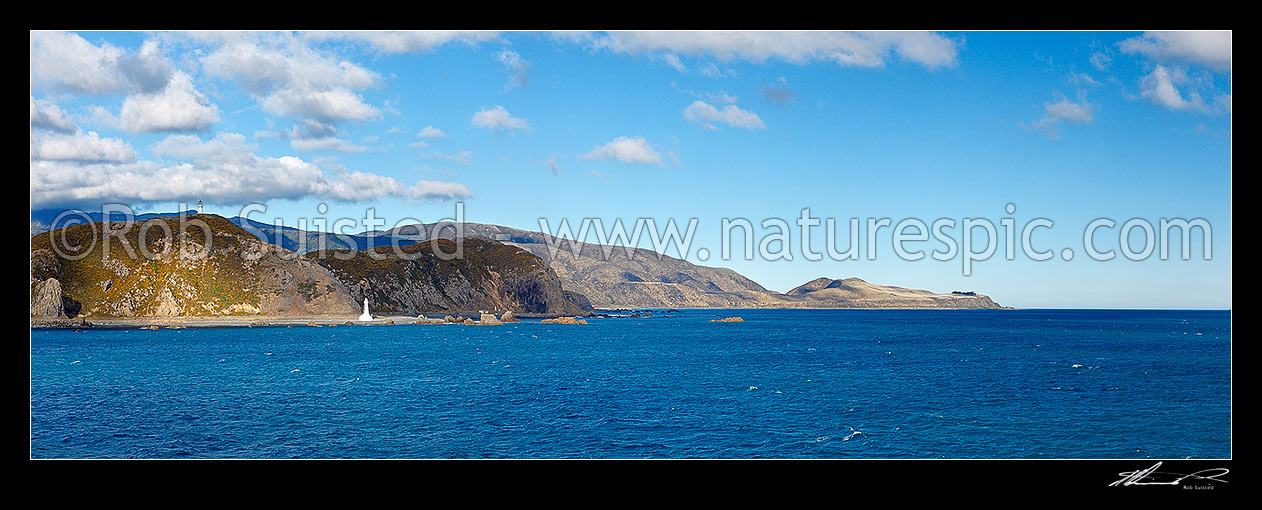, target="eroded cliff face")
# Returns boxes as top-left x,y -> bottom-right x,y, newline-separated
30,214 -> 360,318
309,237 -> 592,316
30,277 -> 80,318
